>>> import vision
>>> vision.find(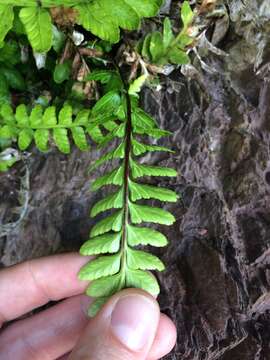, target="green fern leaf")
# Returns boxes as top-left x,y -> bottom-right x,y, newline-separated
129,180 -> 178,202
181,0 -> 194,30
43,106 -> 57,127
129,202 -> 175,225
90,210 -> 123,237
86,273 -> 122,297
78,253 -> 121,281
127,248 -> 165,271
91,166 -> 124,191
88,297 -> 108,317
126,269 -> 160,296
131,159 -> 177,178
80,233 -> 121,255
53,128 -> 70,154
59,105 -> 72,126
0,125 -> 17,139
127,225 -> 168,247
133,126 -> 171,139
18,129 -> 33,150
0,5 -> 14,48
15,104 -> 29,127
89,142 -> 125,172
92,91 -> 121,117
19,7 -> 52,53
91,189 -> 124,217
34,129 -> 49,152
132,107 -> 157,129
71,126 -> 89,151
0,104 -> 15,125
74,109 -> 89,125
132,138 -> 173,156
29,105 -> 43,127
